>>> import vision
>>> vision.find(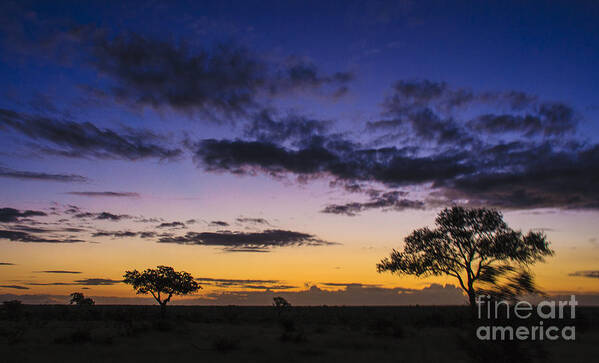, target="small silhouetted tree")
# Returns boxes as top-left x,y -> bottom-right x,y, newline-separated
273,296 -> 291,308
70,292 -> 95,306
123,265 -> 201,317
273,296 -> 291,317
377,207 -> 553,316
